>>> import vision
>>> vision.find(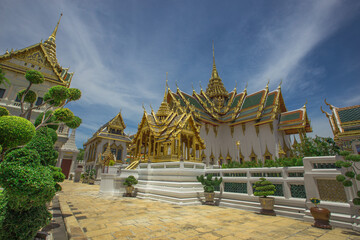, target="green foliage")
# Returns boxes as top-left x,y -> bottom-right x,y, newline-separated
67,88 -> 82,101
345,171 -> 355,178
109,160 -> 115,166
48,166 -> 65,192
293,136 -> 340,157
38,127 -> 58,144
0,161 -> 55,211
25,129 -> 58,166
0,200 -> 51,240
47,85 -> 69,102
343,180 -> 353,187
253,177 -> 275,197
336,175 -> 346,182
0,116 -> 35,150
0,106 -> 9,117
34,110 -> 59,131
221,157 -> 303,169
123,175 -> 138,186
3,148 -> 41,166
77,148 -> 85,161
65,116 -> 82,129
353,198 -> 360,206
340,151 -> 351,157
53,108 -> 74,122
196,174 -> 222,193
17,89 -> 37,104
25,69 -> 44,84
